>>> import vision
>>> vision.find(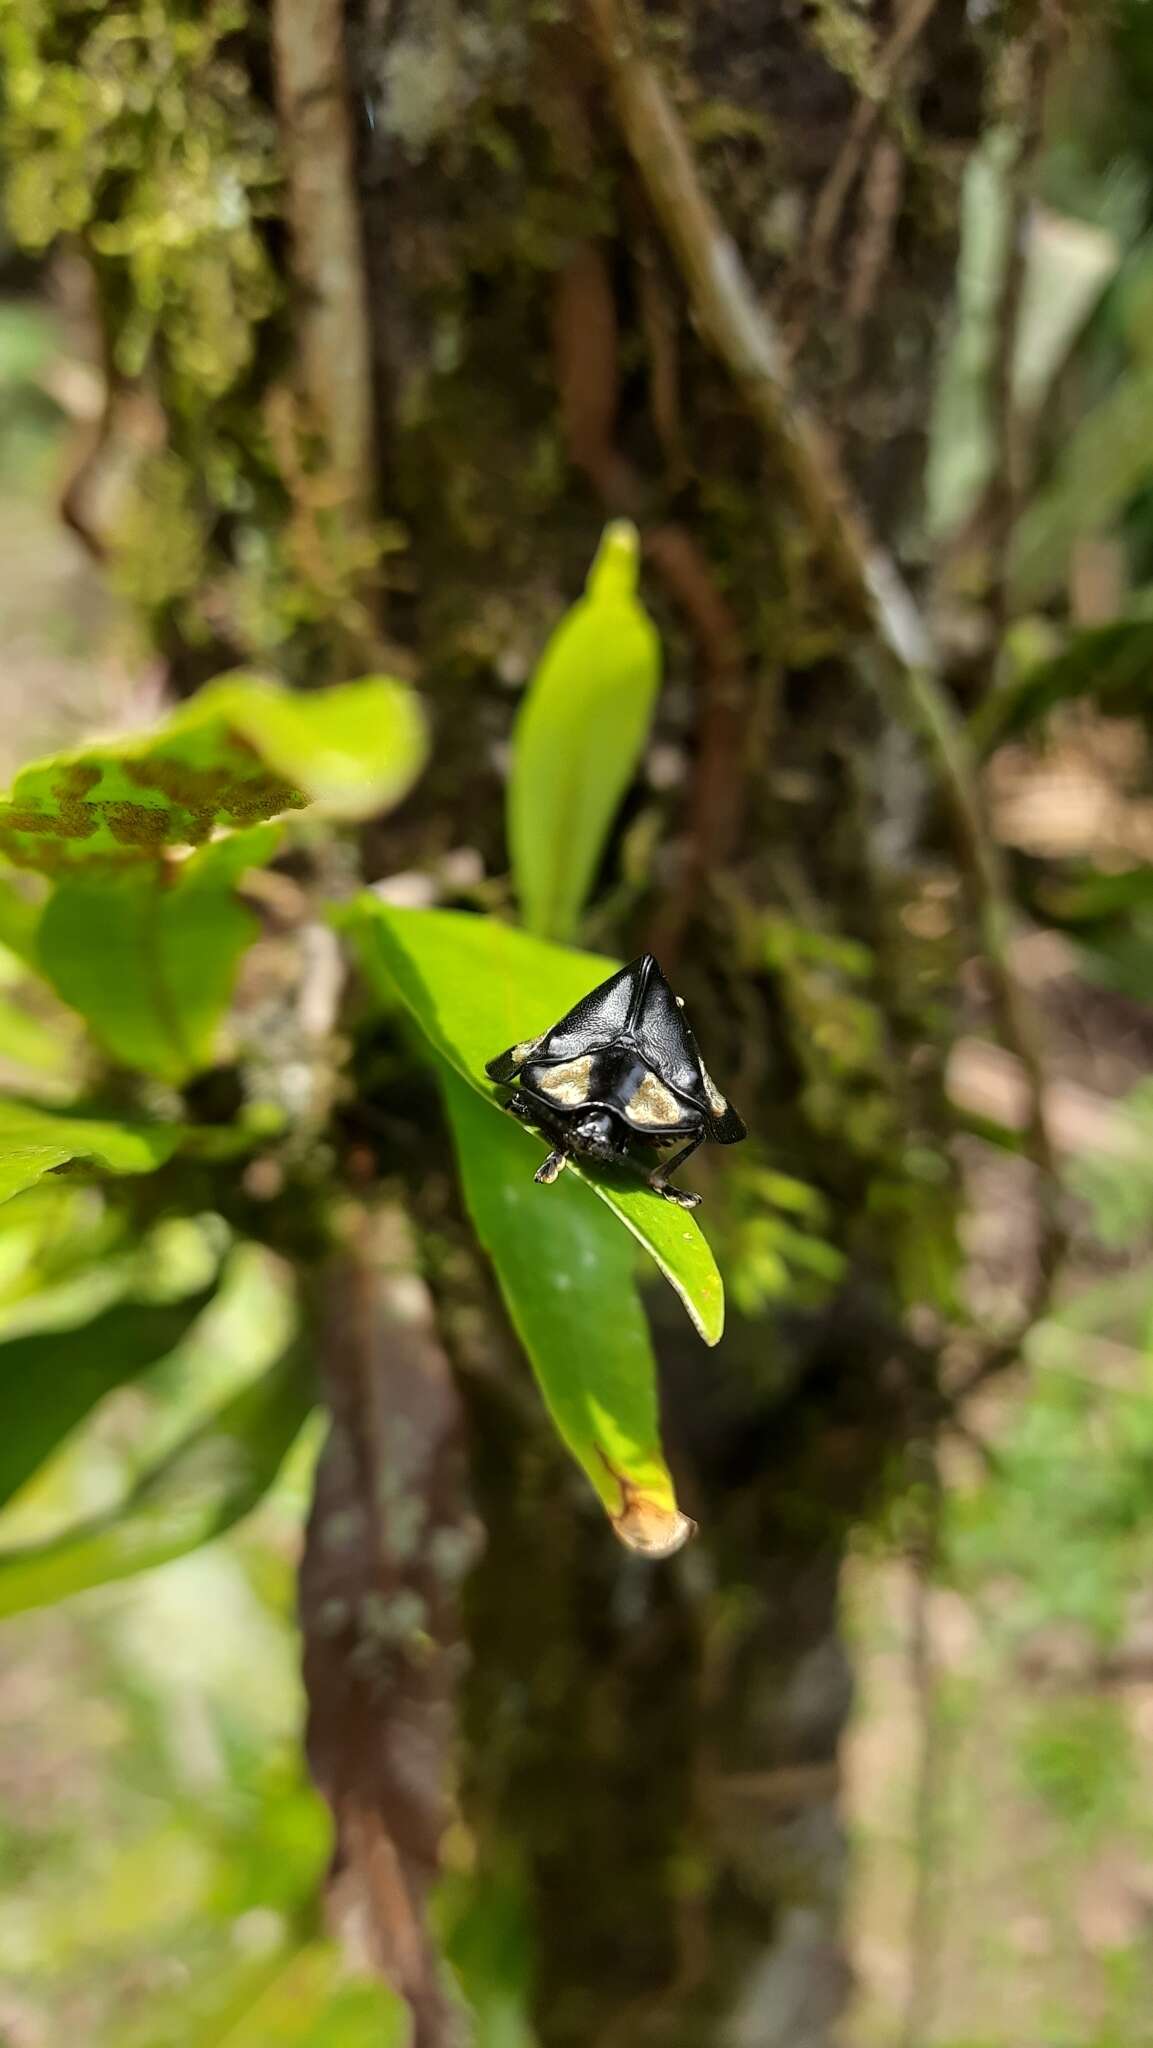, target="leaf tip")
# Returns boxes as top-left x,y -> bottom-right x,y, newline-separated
588,518 -> 641,604
611,1495 -> 696,1560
